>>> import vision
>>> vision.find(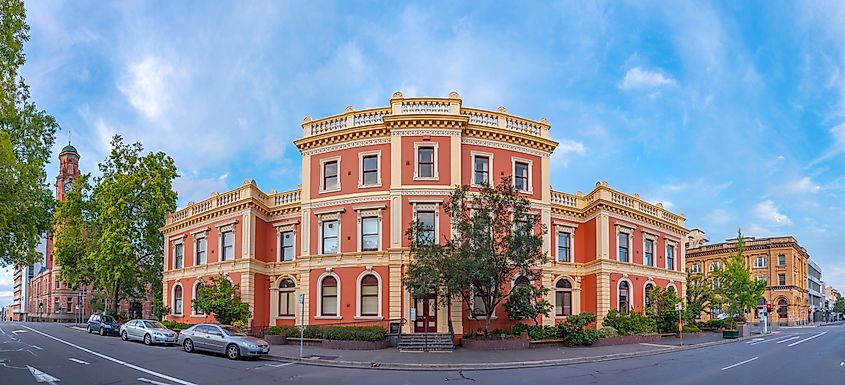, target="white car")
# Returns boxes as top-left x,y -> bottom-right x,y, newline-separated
119,319 -> 177,345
